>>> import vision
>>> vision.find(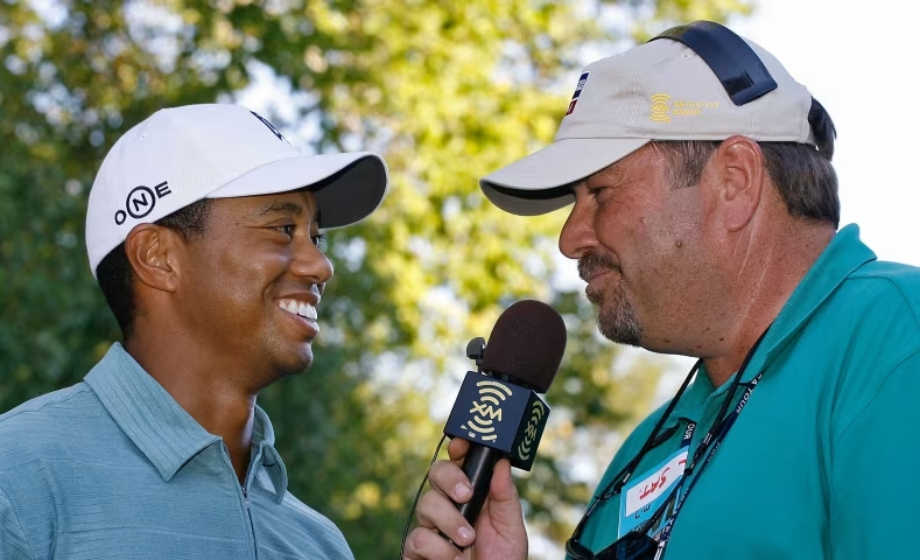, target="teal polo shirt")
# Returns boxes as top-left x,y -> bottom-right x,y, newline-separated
0,343 -> 353,559
576,224 -> 920,559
